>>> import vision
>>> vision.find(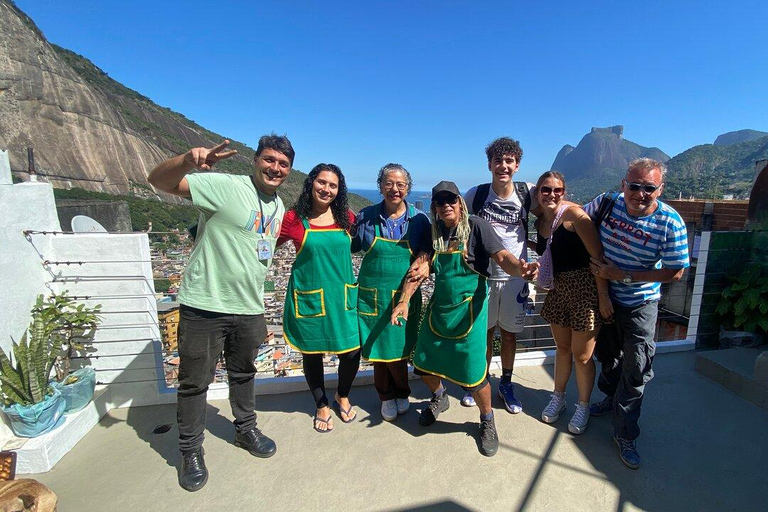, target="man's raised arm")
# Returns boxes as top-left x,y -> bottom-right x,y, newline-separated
147,140 -> 237,197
